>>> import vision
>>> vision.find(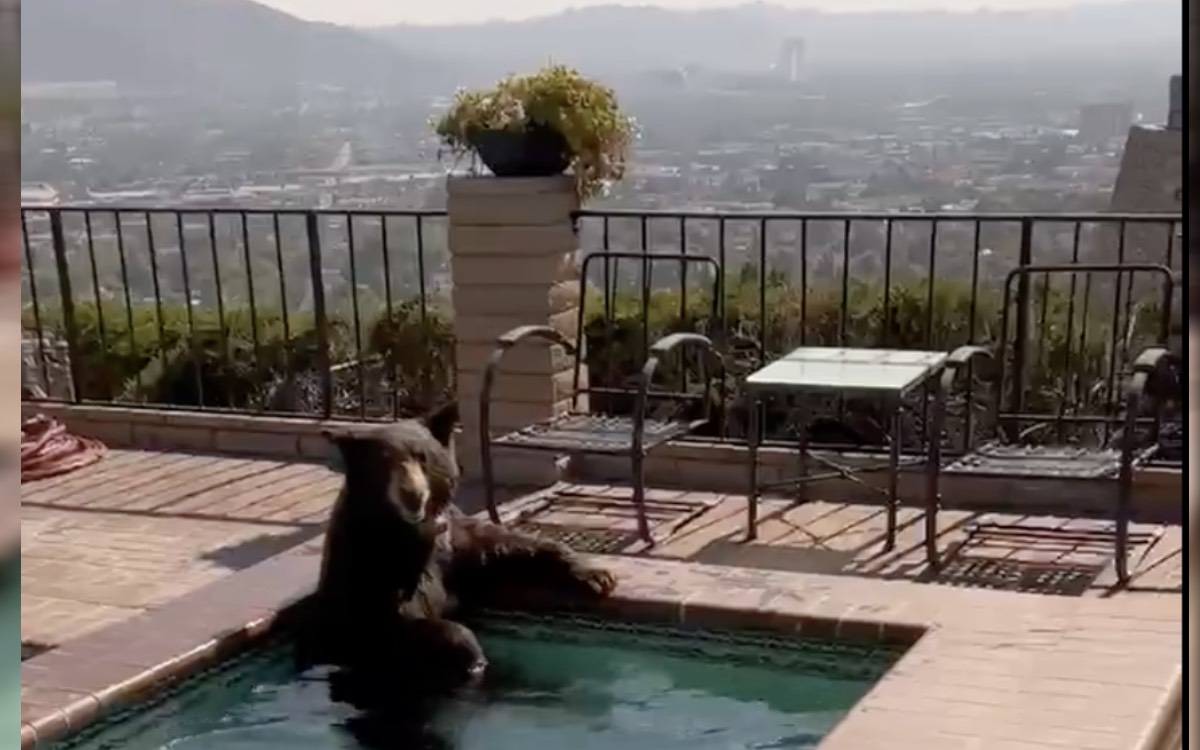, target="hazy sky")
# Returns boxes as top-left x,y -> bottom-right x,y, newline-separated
258,0 -> 1135,26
